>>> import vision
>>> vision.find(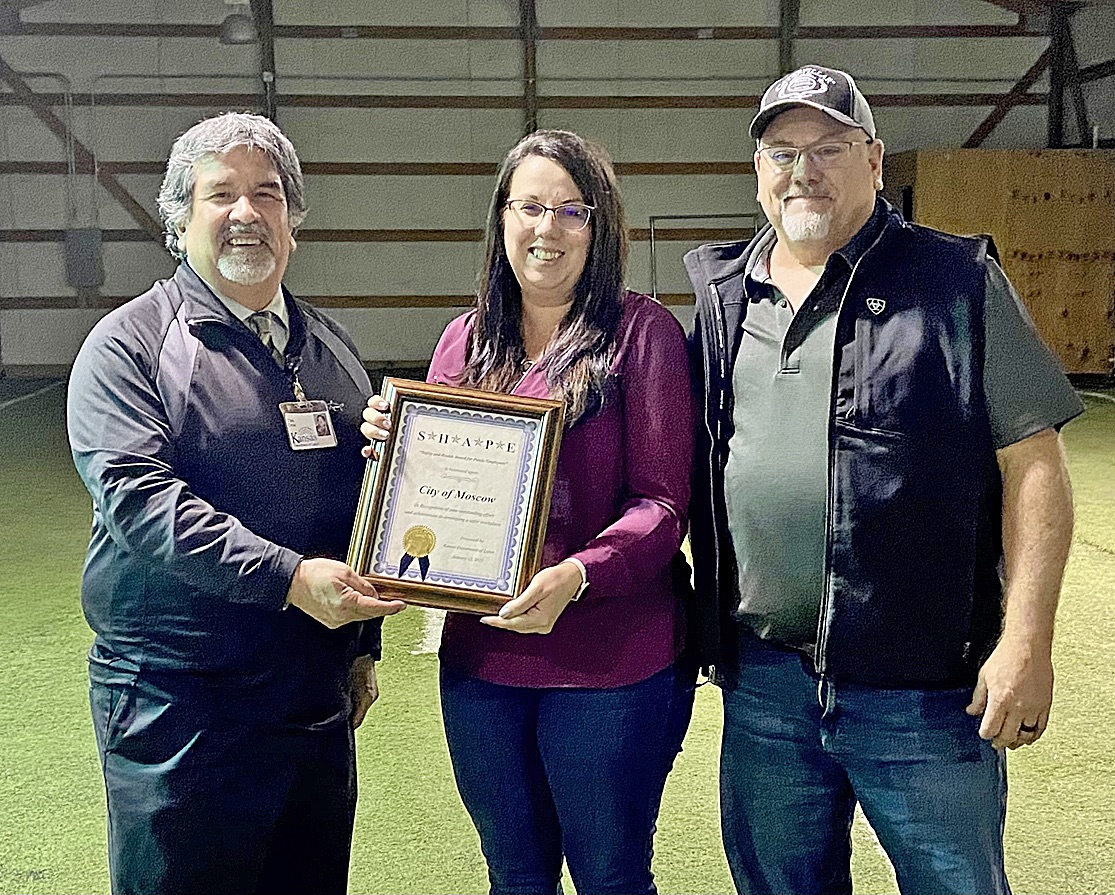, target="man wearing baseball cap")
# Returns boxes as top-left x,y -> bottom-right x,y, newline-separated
685,65 -> 1081,893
